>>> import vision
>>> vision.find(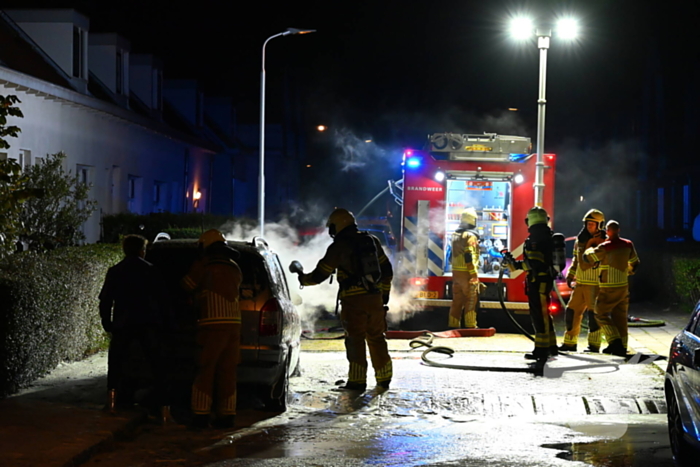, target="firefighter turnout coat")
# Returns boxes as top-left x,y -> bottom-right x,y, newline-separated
562,229 -> 606,348
181,243 -> 242,416
449,229 -> 480,328
583,237 -> 640,349
300,228 -> 393,386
